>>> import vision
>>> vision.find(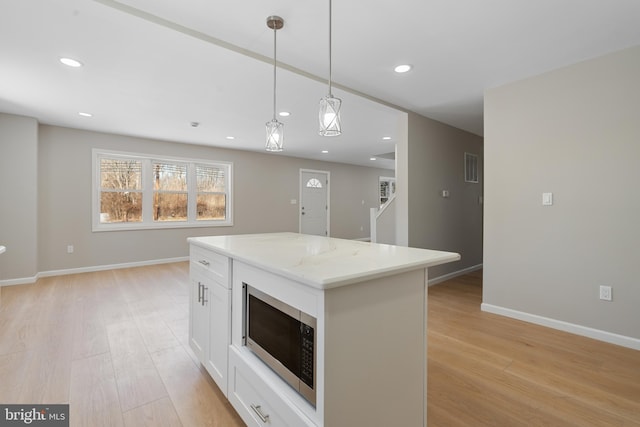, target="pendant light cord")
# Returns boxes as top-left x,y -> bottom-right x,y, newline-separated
273,25 -> 277,121
328,0 -> 333,97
